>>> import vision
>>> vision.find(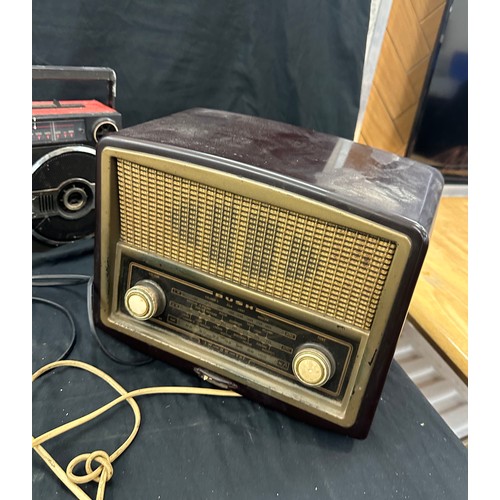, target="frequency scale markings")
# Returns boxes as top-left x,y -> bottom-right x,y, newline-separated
167,292 -> 293,369
126,261 -> 356,398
